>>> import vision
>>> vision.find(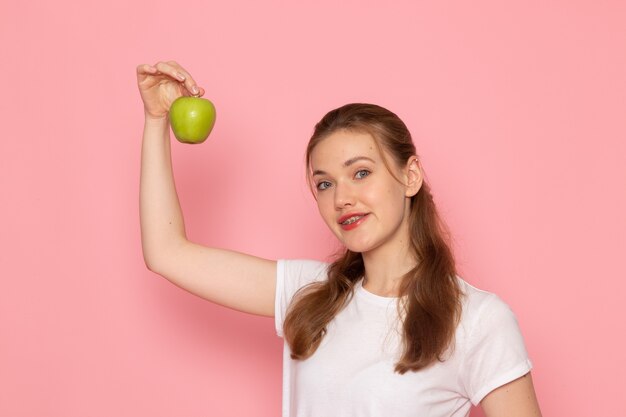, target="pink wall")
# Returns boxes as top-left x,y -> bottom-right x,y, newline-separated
1,1 -> 624,416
